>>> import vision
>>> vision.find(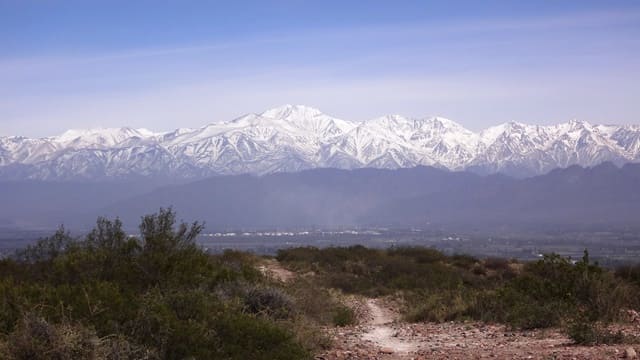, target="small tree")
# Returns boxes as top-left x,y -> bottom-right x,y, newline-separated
18,226 -> 73,263
138,208 -> 204,287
